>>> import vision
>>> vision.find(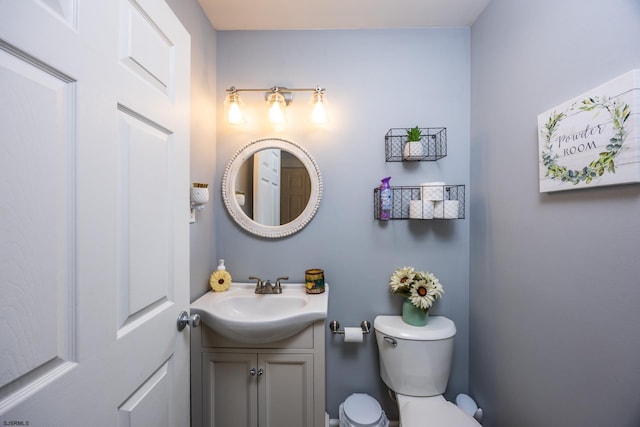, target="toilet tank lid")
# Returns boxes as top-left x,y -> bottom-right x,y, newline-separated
374,315 -> 456,340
